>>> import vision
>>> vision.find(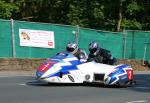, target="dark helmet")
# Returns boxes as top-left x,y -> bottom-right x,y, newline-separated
66,42 -> 78,54
89,41 -> 99,54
